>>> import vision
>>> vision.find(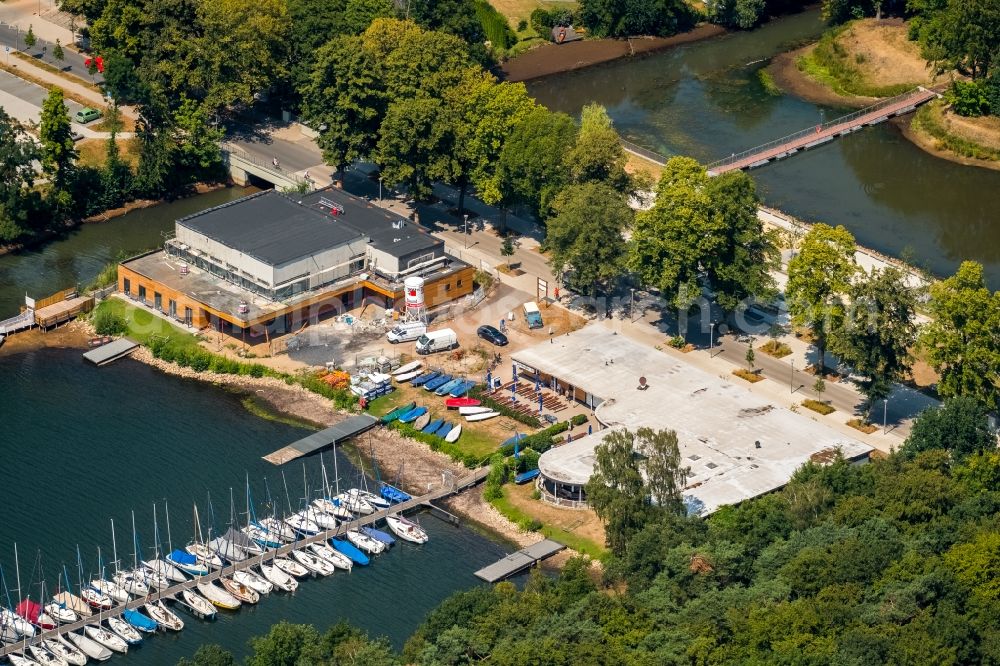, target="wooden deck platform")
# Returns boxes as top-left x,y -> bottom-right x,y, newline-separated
474,539 -> 566,583
34,295 -> 94,329
263,414 -> 379,465
83,338 -> 139,366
